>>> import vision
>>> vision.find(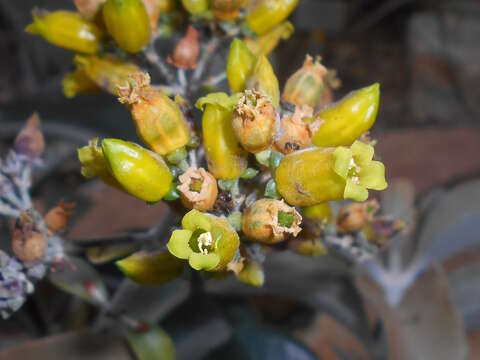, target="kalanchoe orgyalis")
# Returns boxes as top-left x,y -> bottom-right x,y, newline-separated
11,212 -> 47,264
